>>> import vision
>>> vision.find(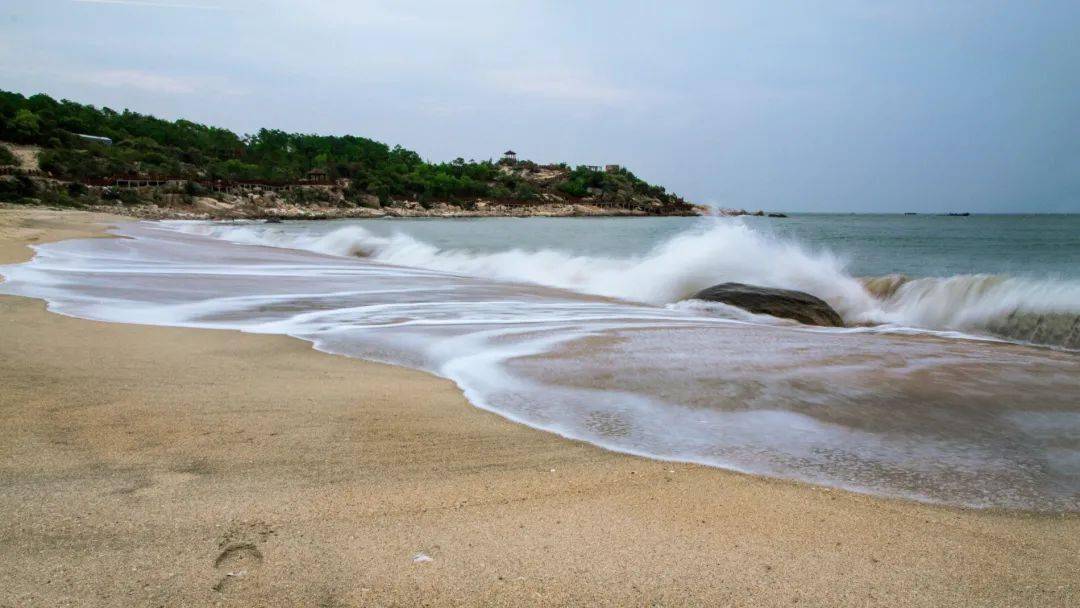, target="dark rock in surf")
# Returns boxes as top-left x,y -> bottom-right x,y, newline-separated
767,212 -> 788,218
986,311 -> 1080,350
691,283 -> 845,327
